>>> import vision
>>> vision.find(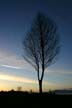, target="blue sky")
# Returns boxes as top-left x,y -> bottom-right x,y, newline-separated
0,0 -> 72,91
